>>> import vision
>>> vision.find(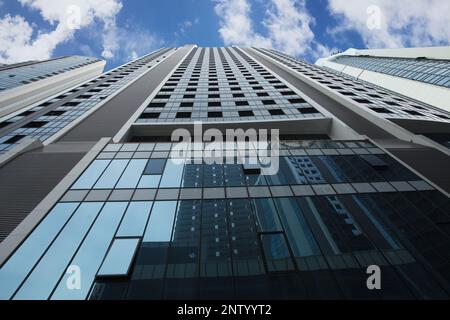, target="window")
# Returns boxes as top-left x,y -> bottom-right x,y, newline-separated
384,101 -> 400,106
233,93 -> 245,98
289,98 -> 306,104
404,110 -> 424,116
371,107 -> 393,114
235,101 -> 249,106
353,98 -> 373,104
140,112 -> 160,119
183,94 -> 195,99
269,109 -> 284,116
208,101 -> 221,107
155,95 -> 170,99
116,159 -> 147,189
94,159 -> 129,189
23,121 -> 48,128
51,202 -> 128,300
262,100 -> 276,106
298,107 -> 318,114
144,159 -> 167,175
180,102 -> 193,108
339,91 -> 356,96
4,134 -> 24,144
208,94 -> 220,99
260,233 -> 295,273
0,203 -> 79,300
117,202 -> 153,237
45,110 -> 66,116
176,112 -> 191,119
147,102 -> 165,108
72,160 -> 110,189
257,92 -> 269,97
208,111 -> 223,118
239,110 -> 254,117
143,201 -> 178,242
160,159 -> 185,188
97,238 -> 140,277
15,202 -> 104,299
